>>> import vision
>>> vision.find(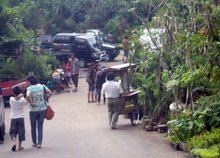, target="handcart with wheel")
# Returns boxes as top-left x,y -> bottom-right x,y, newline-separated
106,63 -> 142,126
